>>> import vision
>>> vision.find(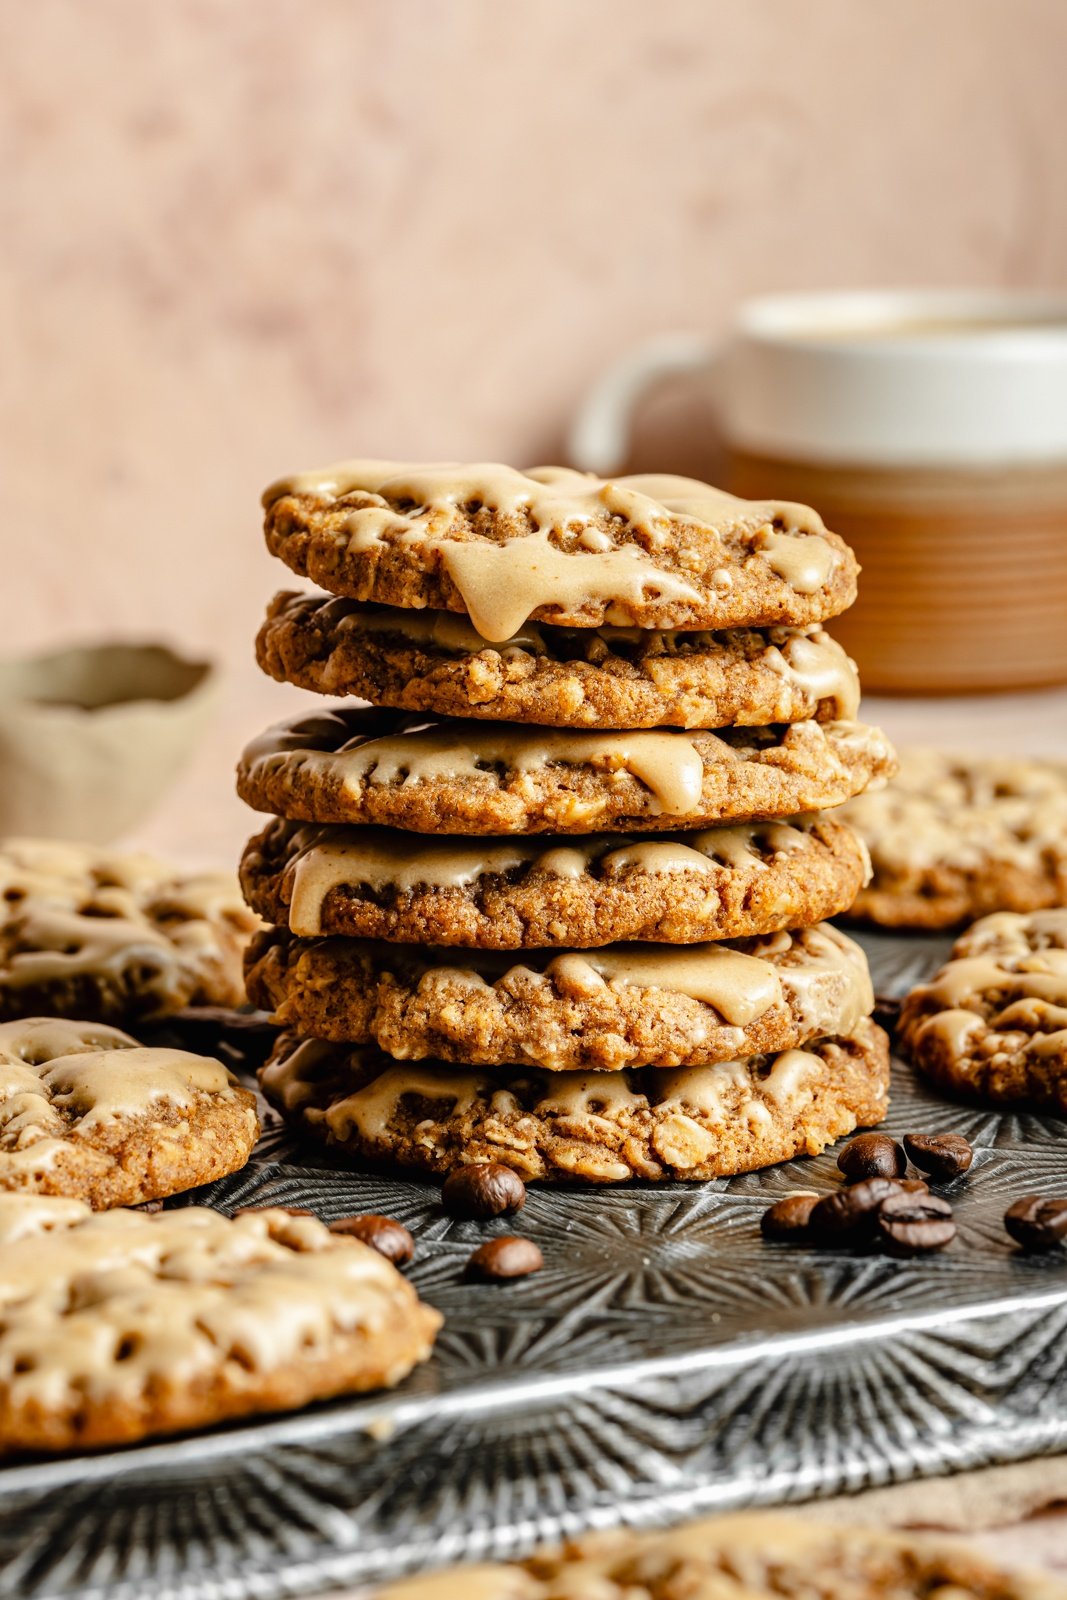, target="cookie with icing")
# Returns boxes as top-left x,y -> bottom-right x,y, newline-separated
236,708 -> 896,836
0,1017 -> 259,1208
240,814 -> 871,949
0,838 -> 260,1024
256,591 -> 861,731
260,1019 -> 889,1184
262,462 -> 858,635
244,922 -> 875,1071
843,749 -> 1067,929
899,908 -> 1067,1114
372,1508 -> 1055,1600
0,1196 -> 440,1453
